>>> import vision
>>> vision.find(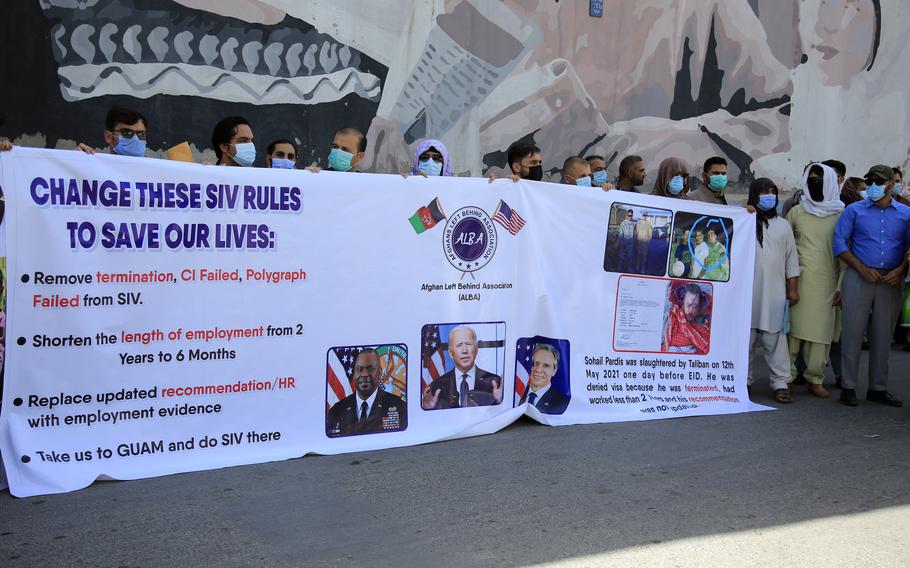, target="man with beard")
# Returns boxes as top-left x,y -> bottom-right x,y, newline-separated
615,155 -> 647,192
662,284 -> 711,354
326,348 -> 407,437
519,343 -> 569,415
422,325 -> 503,409
689,157 -> 730,205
